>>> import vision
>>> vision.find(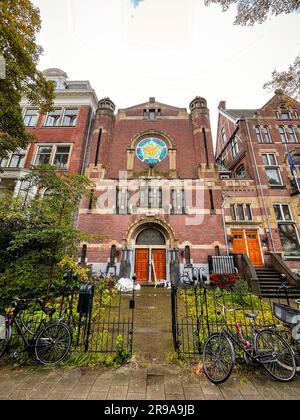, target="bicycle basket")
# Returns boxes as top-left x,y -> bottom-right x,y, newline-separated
273,302 -> 300,325
0,315 -> 5,339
